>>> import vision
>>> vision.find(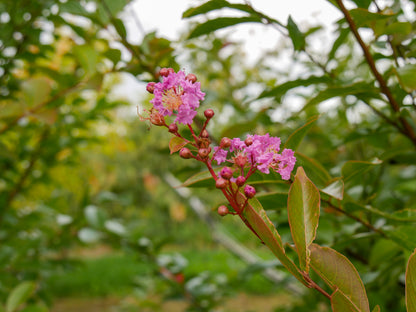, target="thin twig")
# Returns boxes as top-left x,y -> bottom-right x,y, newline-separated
322,198 -> 388,238
335,0 -> 416,147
